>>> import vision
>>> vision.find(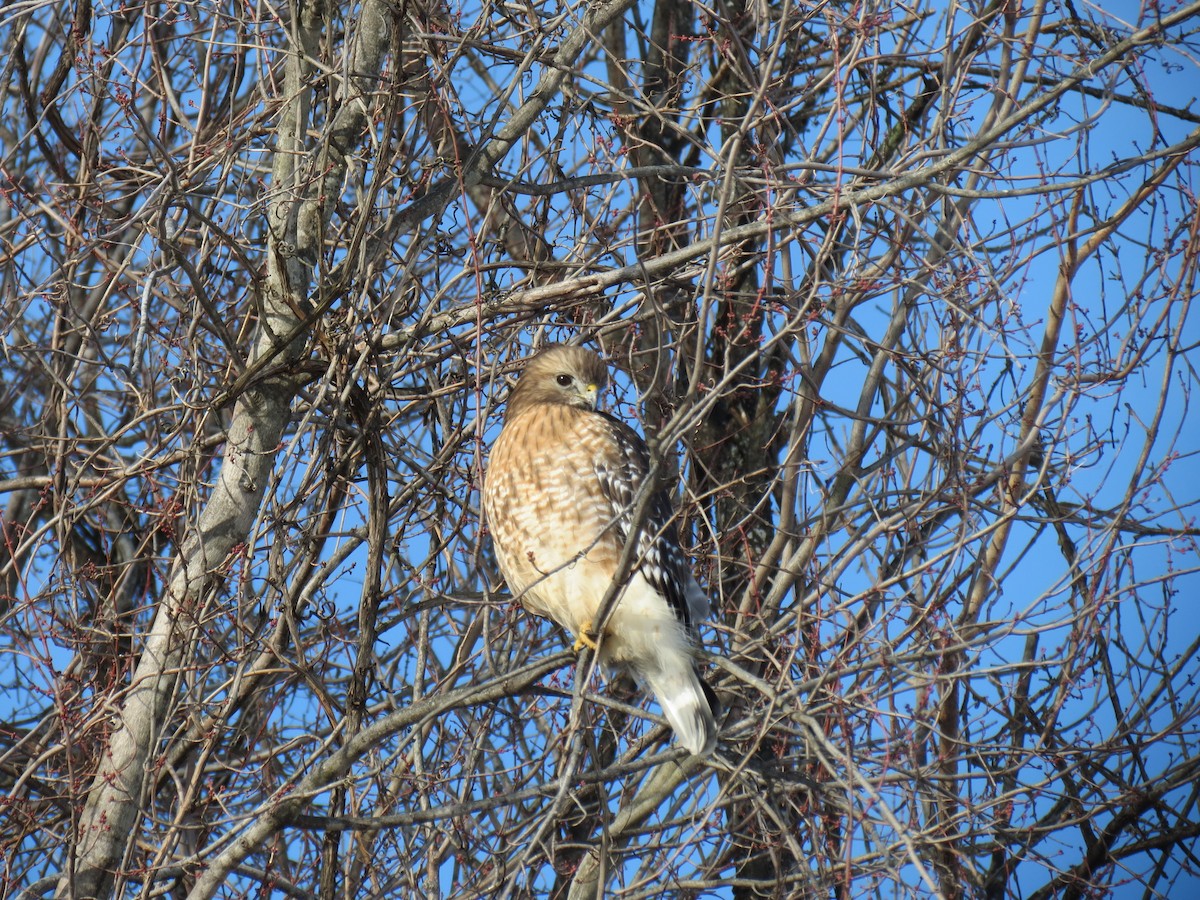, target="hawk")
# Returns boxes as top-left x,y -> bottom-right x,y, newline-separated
483,345 -> 718,756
